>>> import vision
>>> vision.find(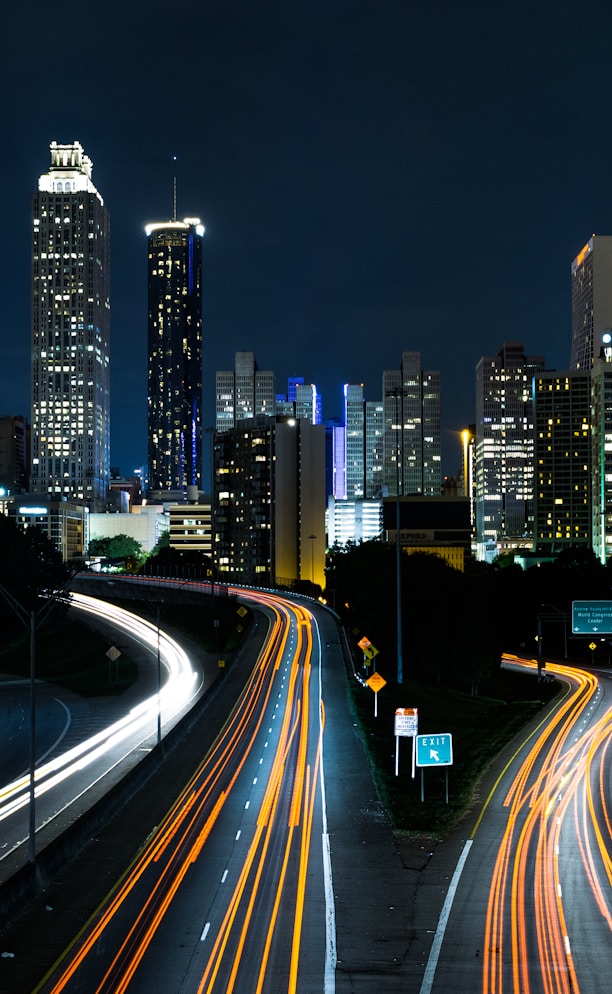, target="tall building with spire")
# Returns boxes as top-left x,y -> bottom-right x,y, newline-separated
30,141 -> 110,501
146,214 -> 204,495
